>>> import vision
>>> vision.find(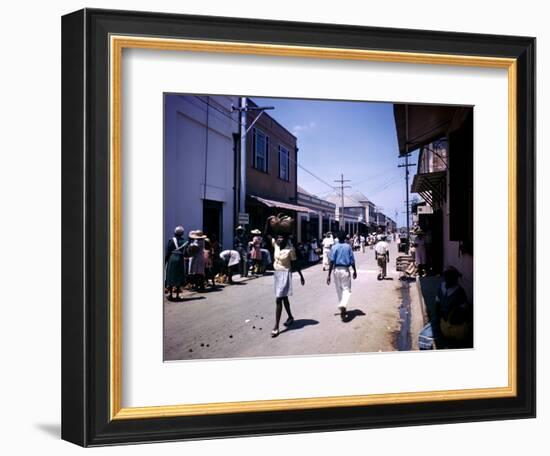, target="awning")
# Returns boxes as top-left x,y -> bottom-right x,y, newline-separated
393,104 -> 470,155
249,194 -> 314,213
411,171 -> 446,207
